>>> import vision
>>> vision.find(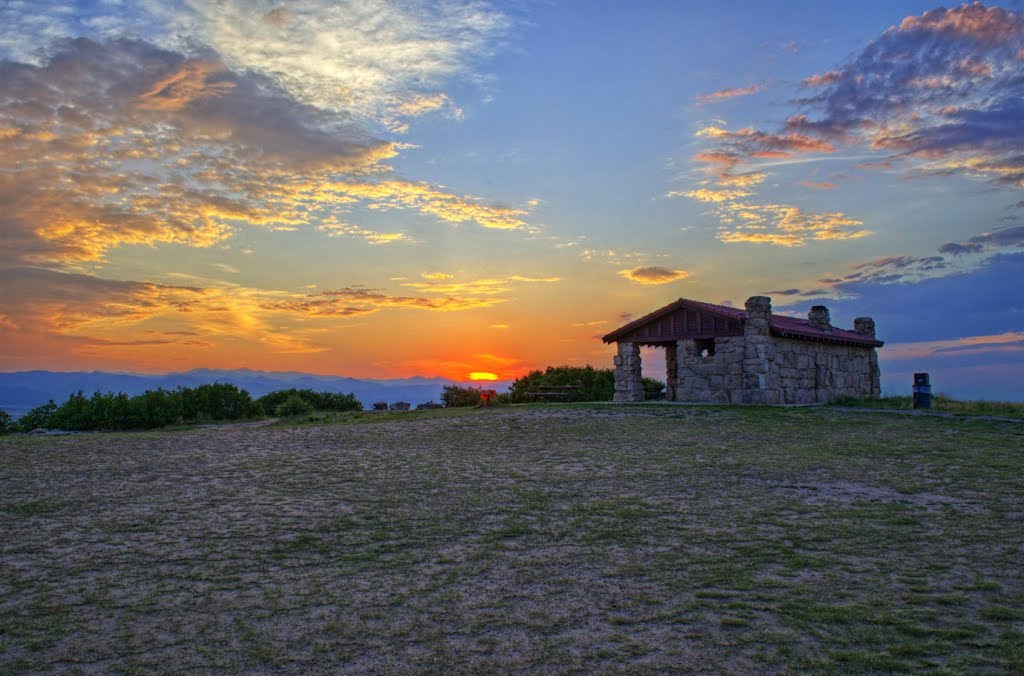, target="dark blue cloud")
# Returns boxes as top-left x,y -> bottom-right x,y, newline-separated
781,252 -> 1023,344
